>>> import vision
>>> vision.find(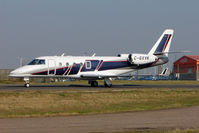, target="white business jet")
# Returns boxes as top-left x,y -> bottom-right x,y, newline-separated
9,29 -> 174,87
